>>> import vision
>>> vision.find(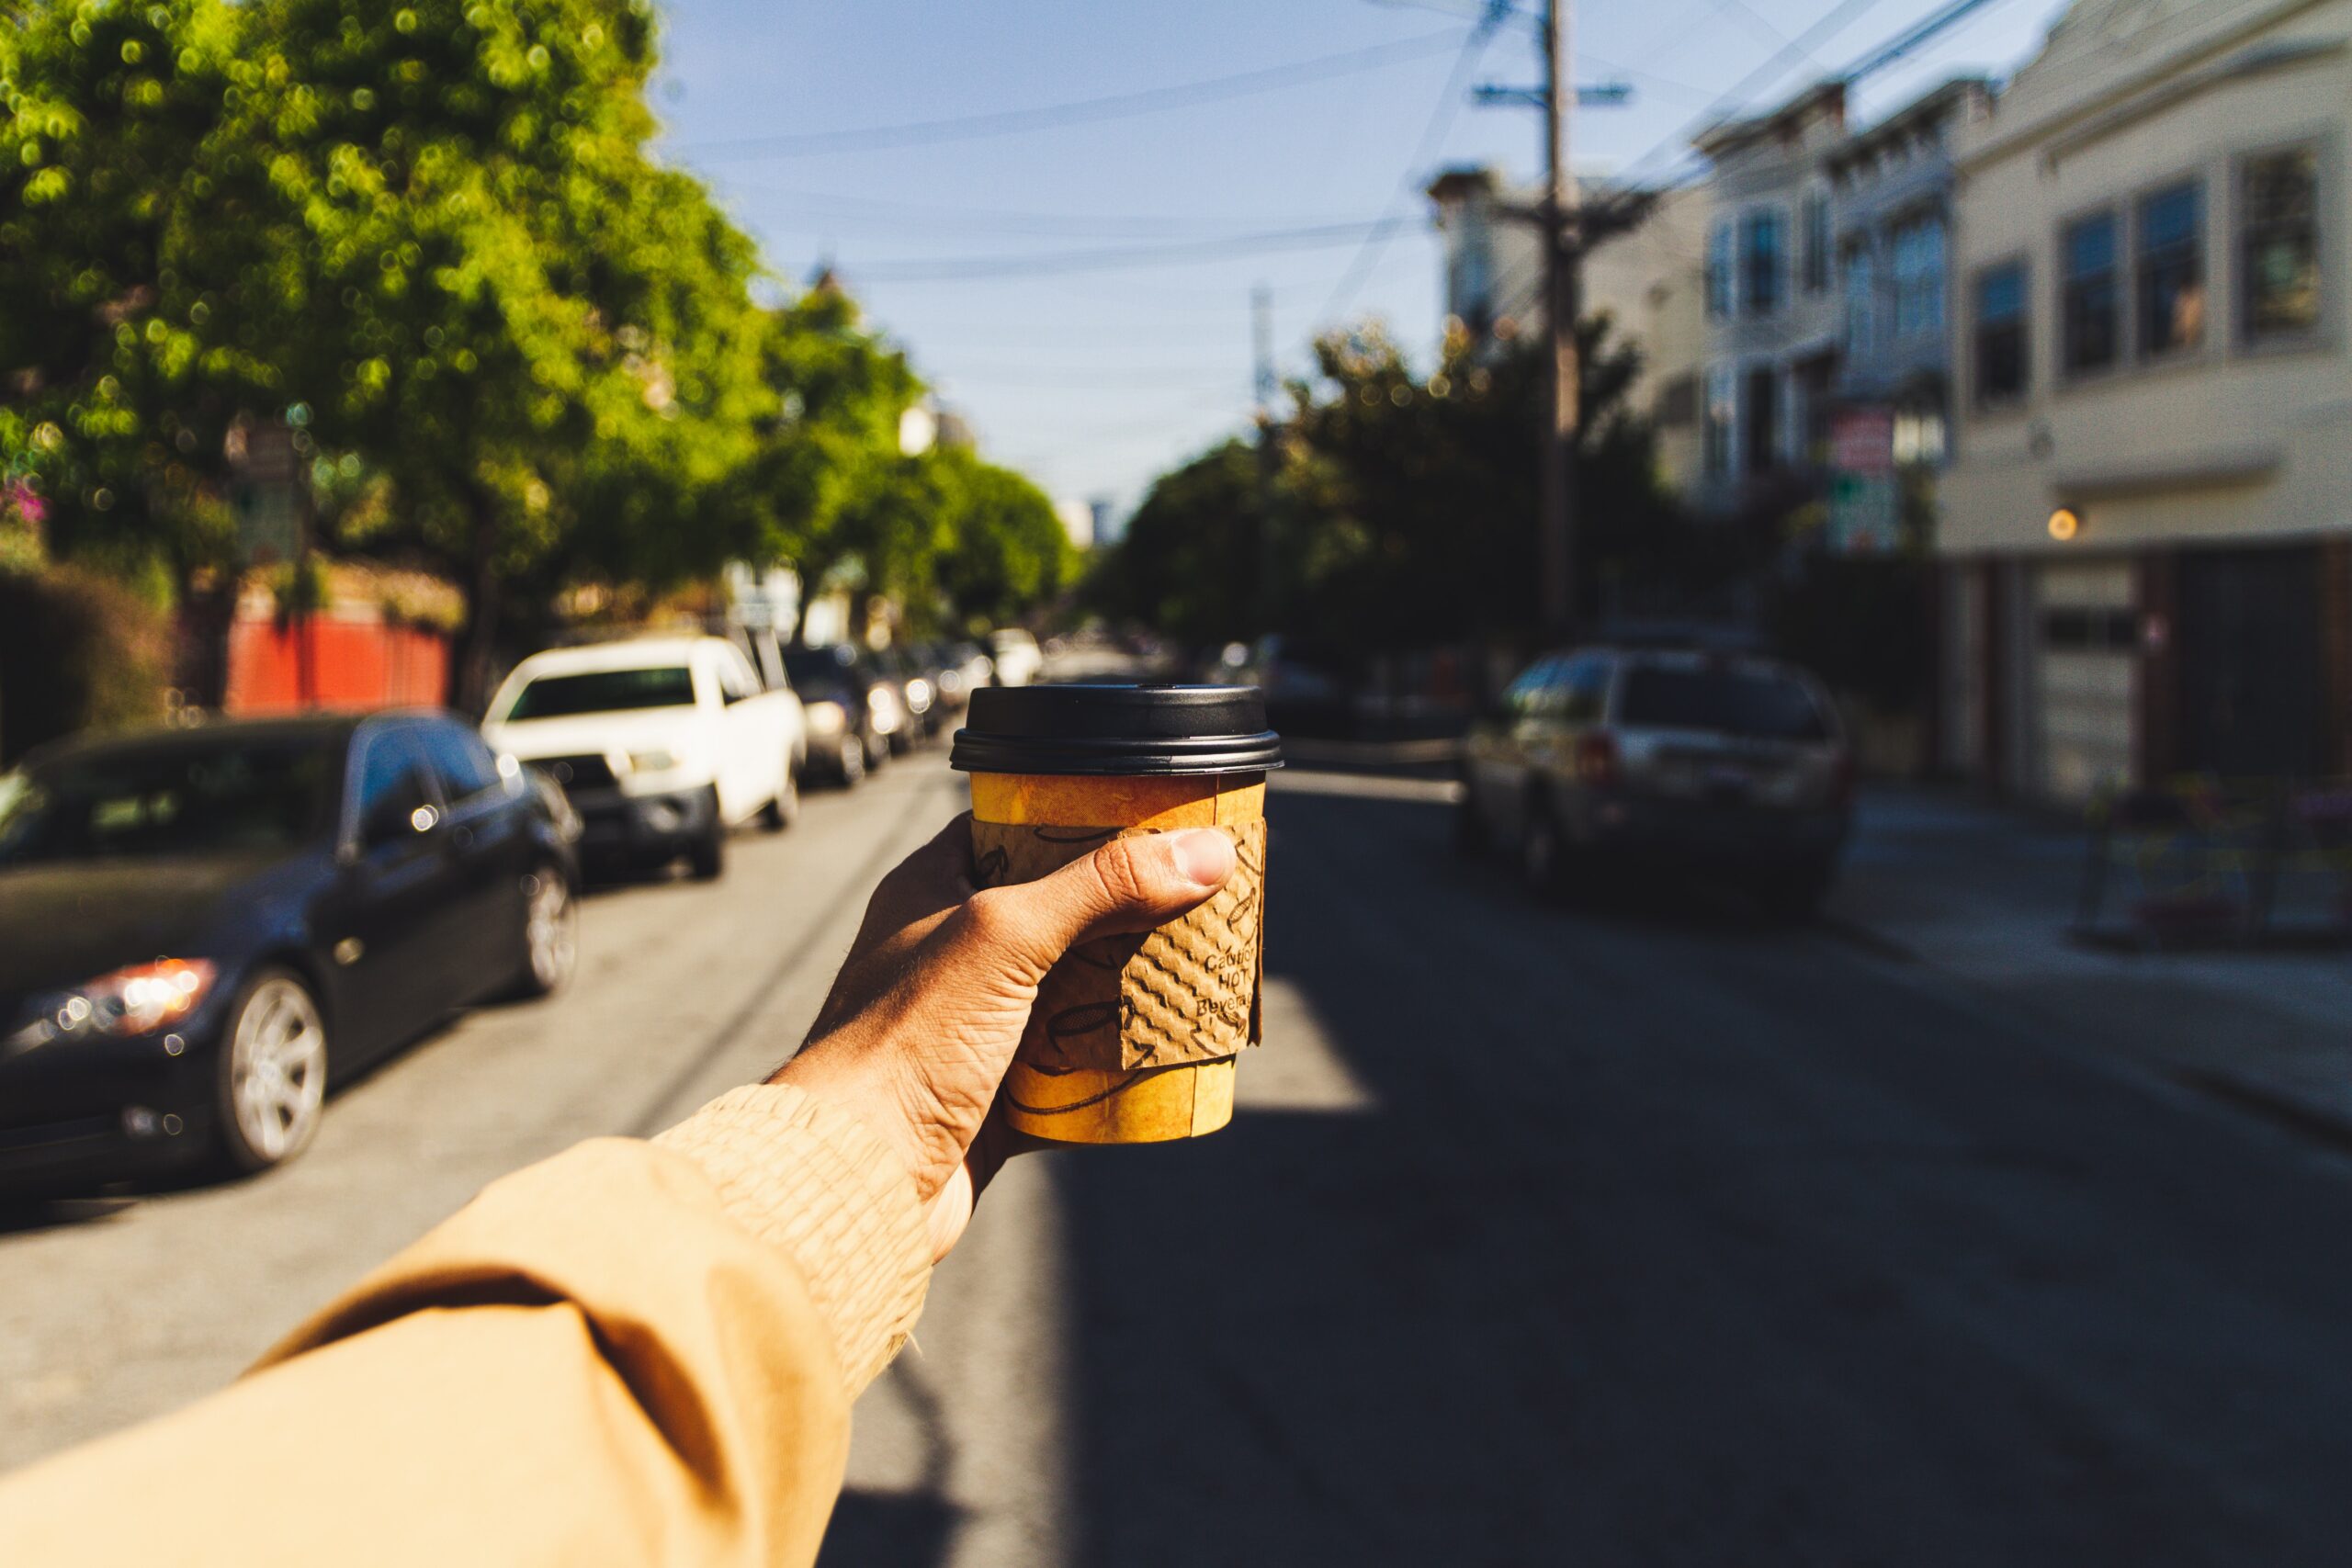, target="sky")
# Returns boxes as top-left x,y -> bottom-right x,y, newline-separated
652,0 -> 2078,518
